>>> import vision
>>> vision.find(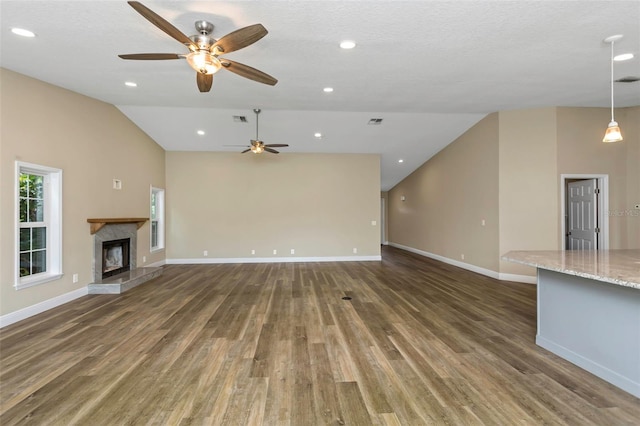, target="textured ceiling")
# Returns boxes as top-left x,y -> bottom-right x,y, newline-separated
2,1 -> 639,190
